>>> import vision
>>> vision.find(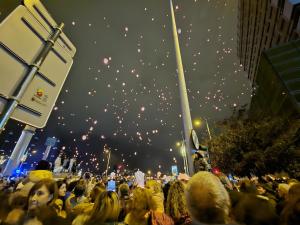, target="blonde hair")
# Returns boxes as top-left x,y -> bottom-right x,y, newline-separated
278,184 -> 289,198
166,180 -> 189,222
186,171 -> 231,224
145,180 -> 162,194
86,191 -> 120,224
126,187 -> 156,225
